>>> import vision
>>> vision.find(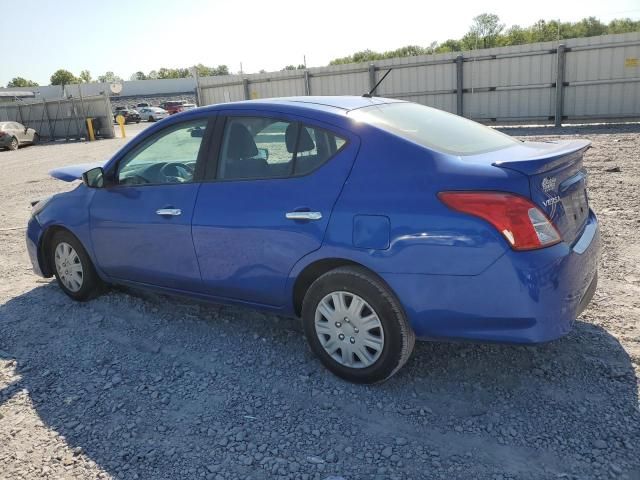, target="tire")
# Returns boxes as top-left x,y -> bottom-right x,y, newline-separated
148,116 -> 155,122
32,133 -> 40,145
8,136 -> 18,151
50,230 -> 103,301
136,120 -> 140,124
301,266 -> 415,384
